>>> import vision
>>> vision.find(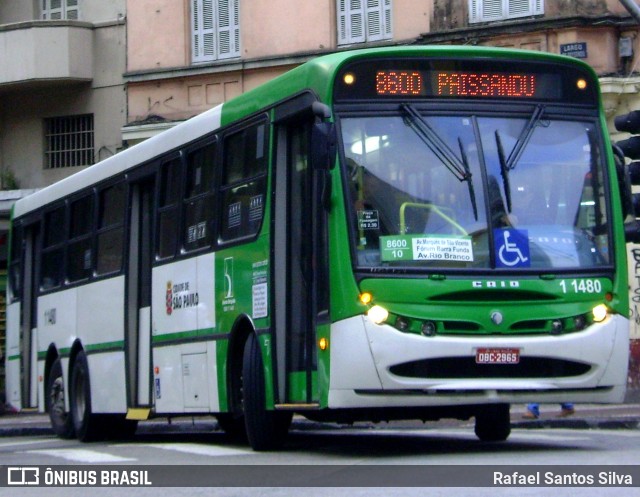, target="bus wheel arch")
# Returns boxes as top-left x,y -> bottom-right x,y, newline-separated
68,343 -> 102,441
44,346 -> 75,439
242,331 -> 292,450
216,315 -> 254,440
226,315 -> 254,416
